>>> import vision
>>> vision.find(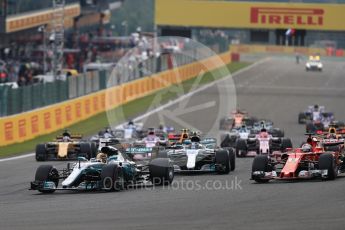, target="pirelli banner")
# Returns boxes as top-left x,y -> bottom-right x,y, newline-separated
0,52 -> 231,146
155,0 -> 345,31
